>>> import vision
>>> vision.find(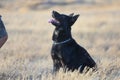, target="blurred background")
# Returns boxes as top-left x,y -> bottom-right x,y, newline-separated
0,0 -> 120,80
0,0 -> 120,11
